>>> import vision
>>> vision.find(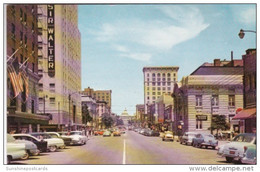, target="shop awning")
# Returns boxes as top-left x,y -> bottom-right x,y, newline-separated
233,108 -> 256,120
